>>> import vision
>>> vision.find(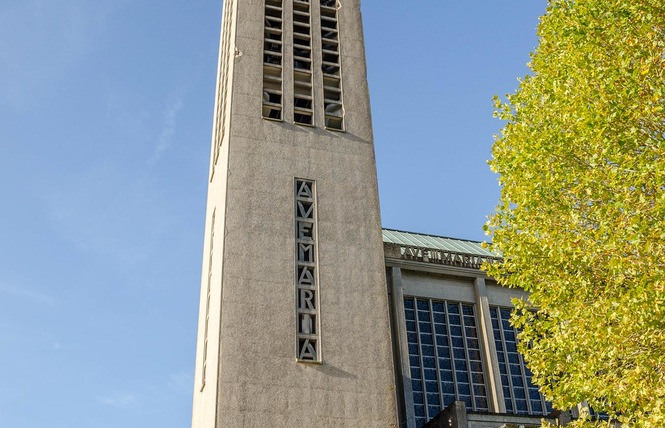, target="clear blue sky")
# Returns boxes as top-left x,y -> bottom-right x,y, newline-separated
0,1 -> 545,427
